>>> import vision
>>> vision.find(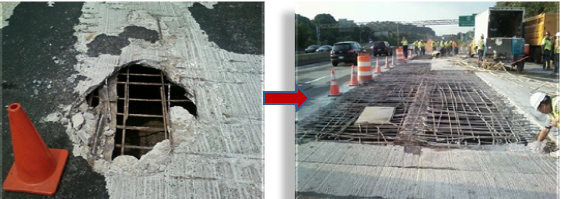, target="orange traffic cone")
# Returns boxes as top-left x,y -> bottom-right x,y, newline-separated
3,103 -> 68,196
349,65 -> 359,86
328,70 -> 341,96
374,57 -> 382,74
